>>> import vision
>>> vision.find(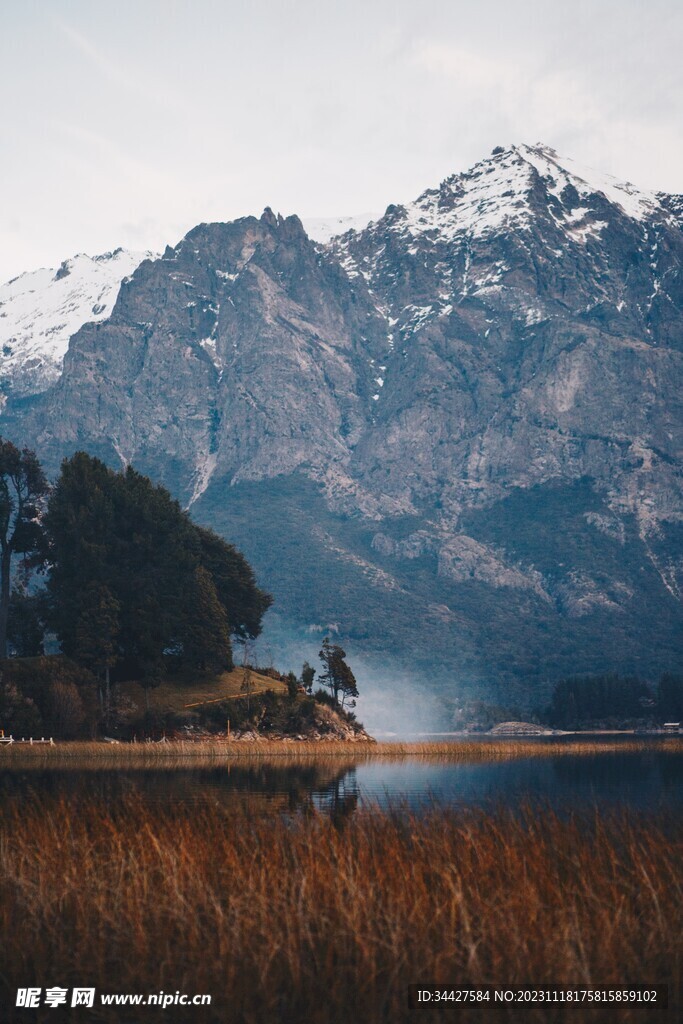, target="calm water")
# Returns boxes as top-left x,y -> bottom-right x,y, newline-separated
2,743 -> 682,817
